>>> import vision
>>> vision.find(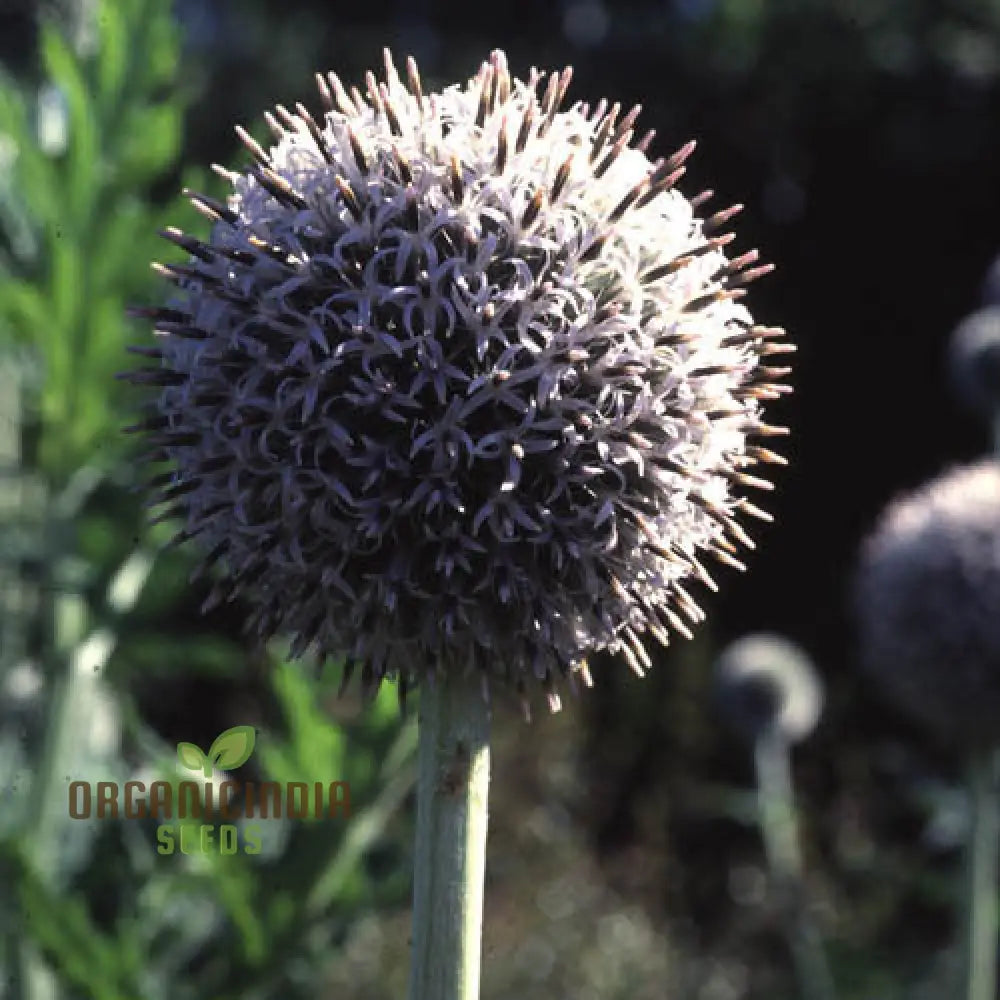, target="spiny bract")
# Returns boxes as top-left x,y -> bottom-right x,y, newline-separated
121,49 -> 792,713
